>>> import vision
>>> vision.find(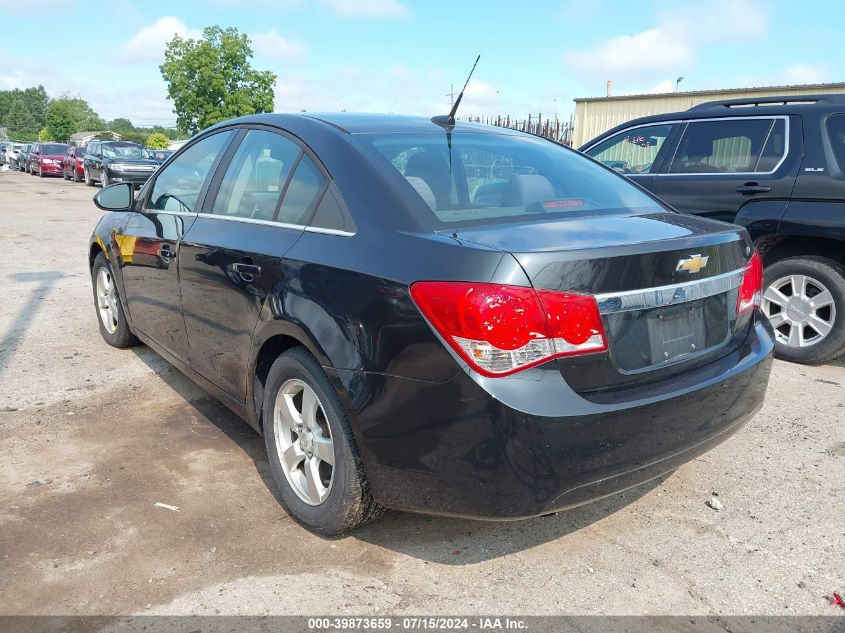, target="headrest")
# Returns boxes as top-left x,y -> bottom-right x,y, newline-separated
500,174 -> 555,207
405,176 -> 437,211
